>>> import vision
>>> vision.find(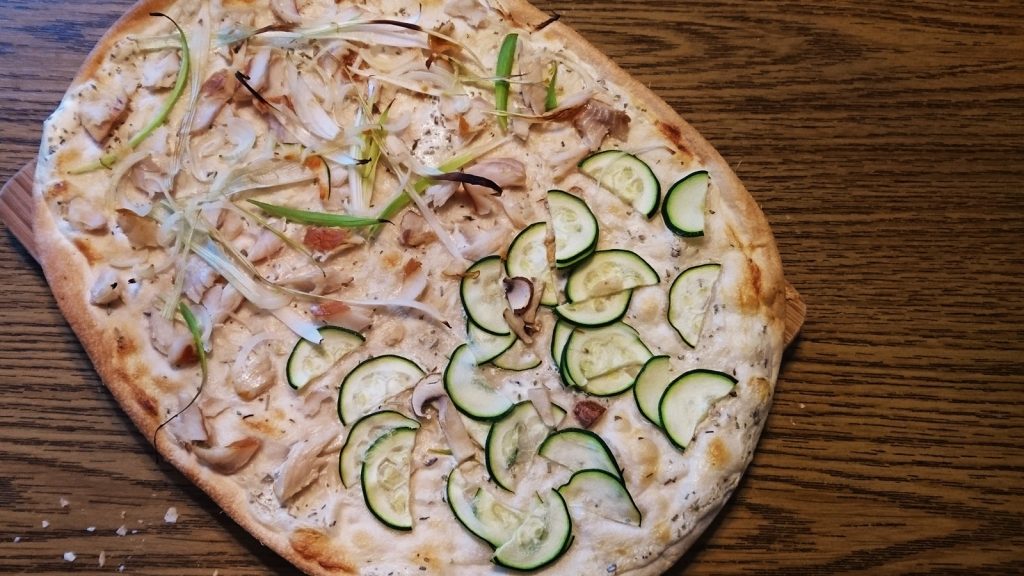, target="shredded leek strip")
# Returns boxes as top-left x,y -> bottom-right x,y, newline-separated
494,33 -> 518,131
375,135 -> 512,222
349,80 -> 378,214
161,214 -> 196,319
247,200 -> 386,227
180,3 -> 213,183
545,62 -> 559,111
220,201 -> 322,271
71,13 -> 191,175
152,302 -> 208,445
190,237 -> 292,311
